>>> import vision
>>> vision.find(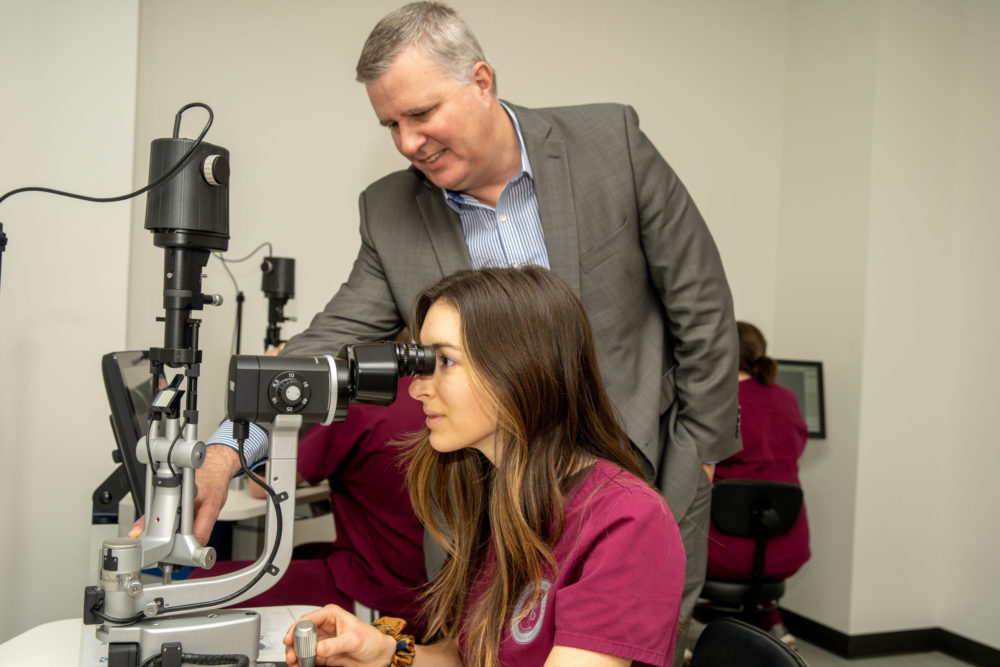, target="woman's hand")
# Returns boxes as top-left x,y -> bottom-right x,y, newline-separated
283,605 -> 396,667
